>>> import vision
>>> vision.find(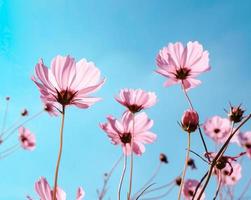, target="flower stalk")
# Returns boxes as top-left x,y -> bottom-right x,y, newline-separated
52,106 -> 65,200
178,132 -> 191,200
